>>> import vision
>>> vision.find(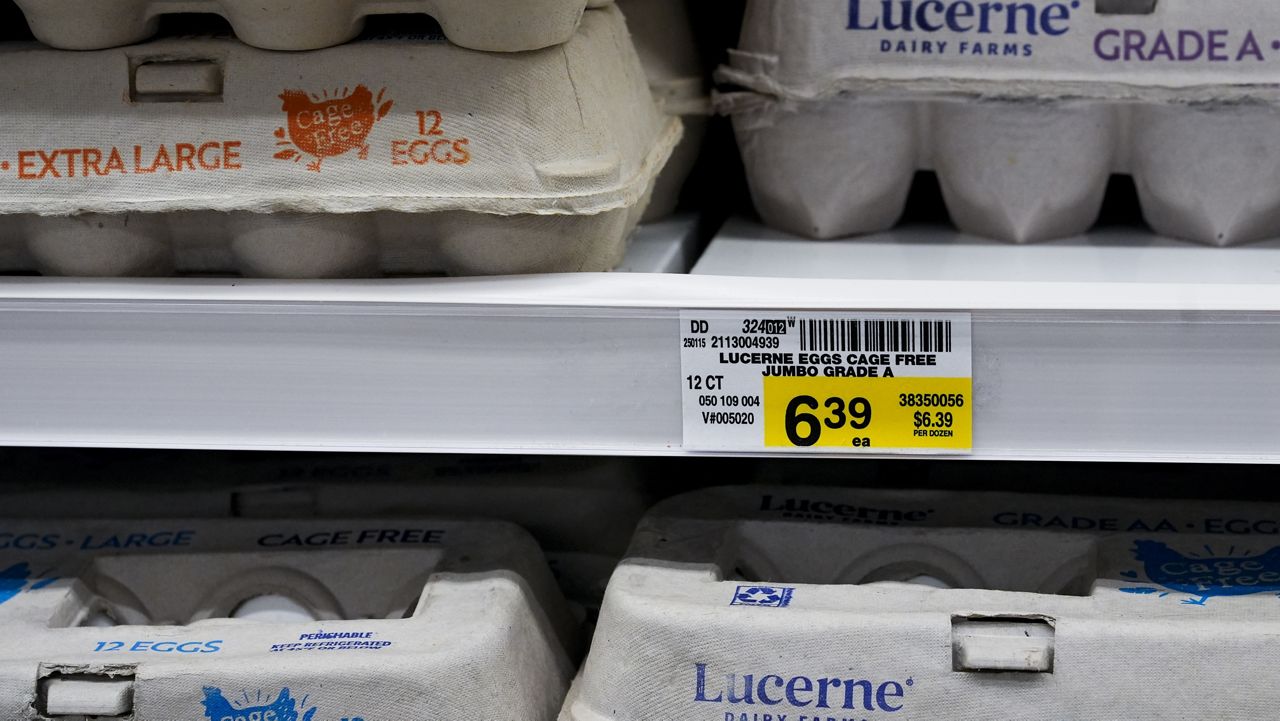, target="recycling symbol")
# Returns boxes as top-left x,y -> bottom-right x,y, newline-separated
735,586 -> 784,605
